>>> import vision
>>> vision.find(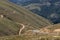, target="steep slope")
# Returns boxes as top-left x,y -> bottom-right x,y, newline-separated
0,0 -> 53,36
